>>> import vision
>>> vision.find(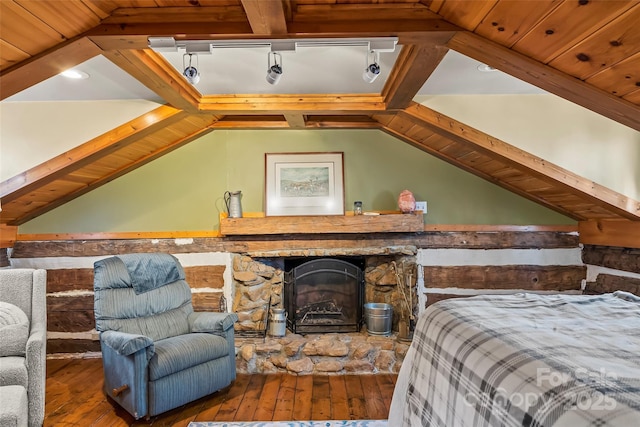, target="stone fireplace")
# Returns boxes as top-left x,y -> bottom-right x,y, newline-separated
231,246 -> 418,336
284,257 -> 364,334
